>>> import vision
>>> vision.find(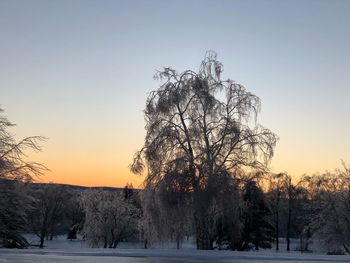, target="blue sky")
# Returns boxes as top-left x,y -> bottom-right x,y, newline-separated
1,0 -> 349,186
